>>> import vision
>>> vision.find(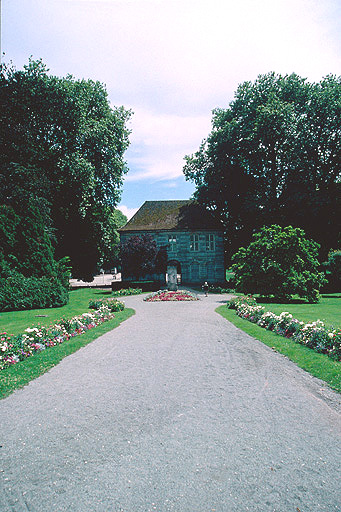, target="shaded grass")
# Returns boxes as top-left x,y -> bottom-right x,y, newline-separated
216,305 -> 341,393
0,288 -> 115,336
0,308 -> 135,400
